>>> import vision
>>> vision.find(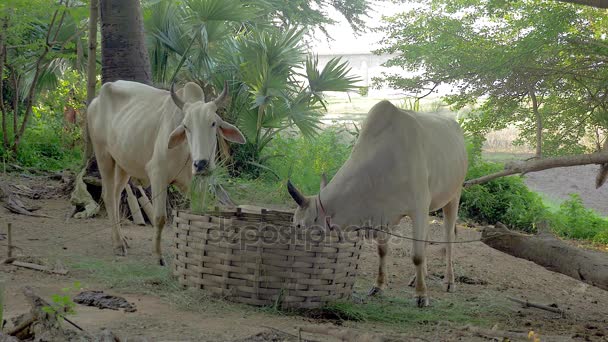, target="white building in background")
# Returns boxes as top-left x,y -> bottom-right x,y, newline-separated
316,52 -> 402,98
